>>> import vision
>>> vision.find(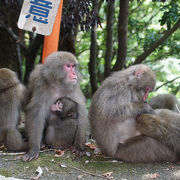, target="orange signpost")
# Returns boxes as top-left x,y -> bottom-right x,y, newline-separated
42,0 -> 63,64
